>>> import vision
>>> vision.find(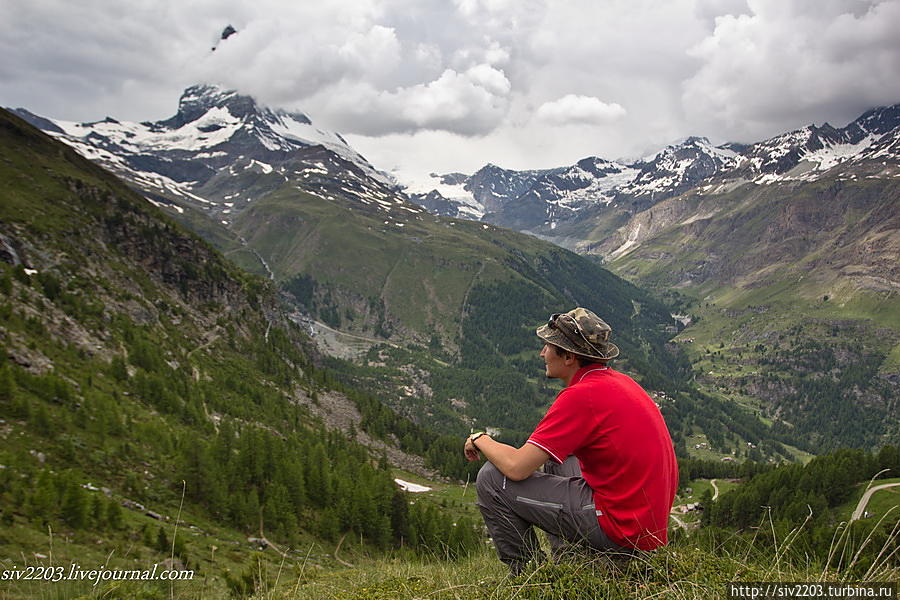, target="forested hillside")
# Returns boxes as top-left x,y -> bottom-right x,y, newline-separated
0,108 -> 482,597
